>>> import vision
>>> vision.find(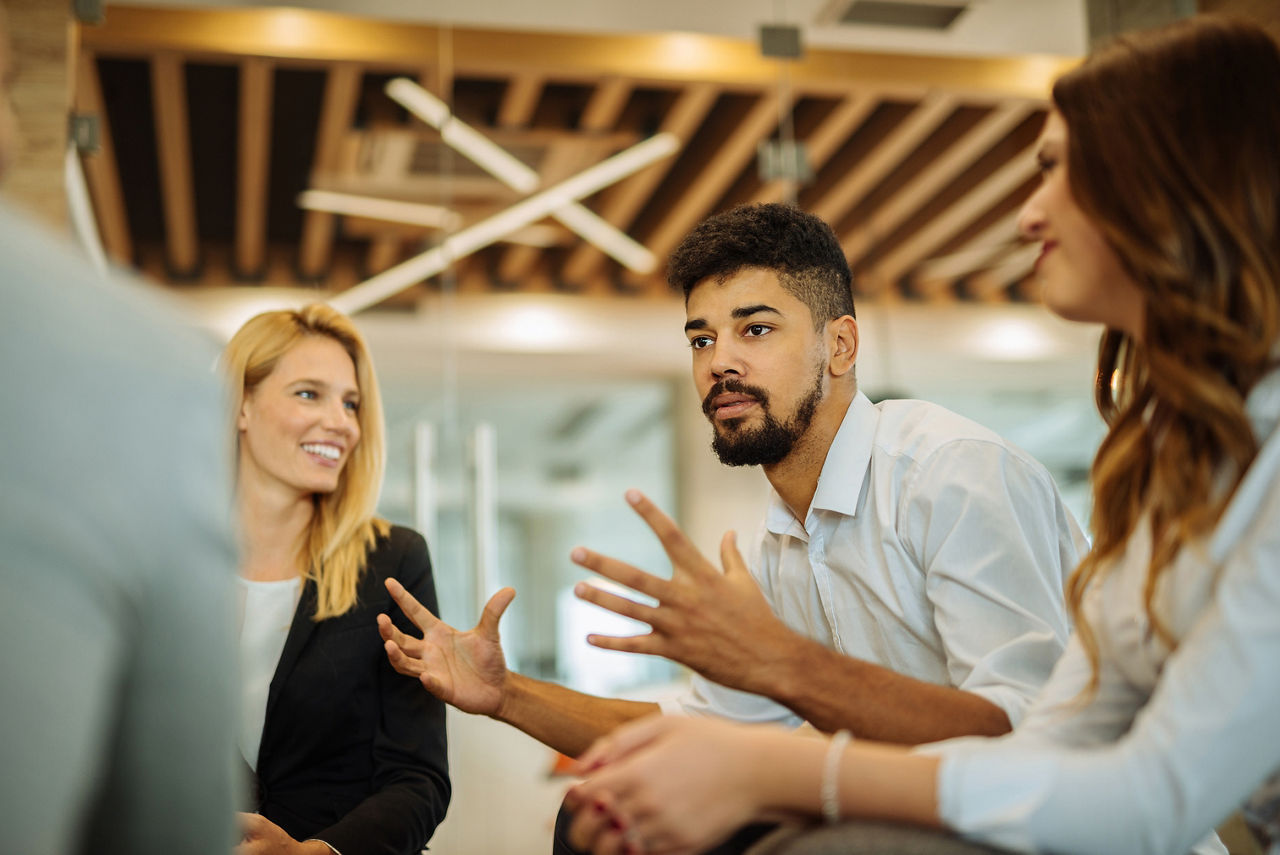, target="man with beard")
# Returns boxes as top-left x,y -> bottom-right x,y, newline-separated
379,204 -> 1083,848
